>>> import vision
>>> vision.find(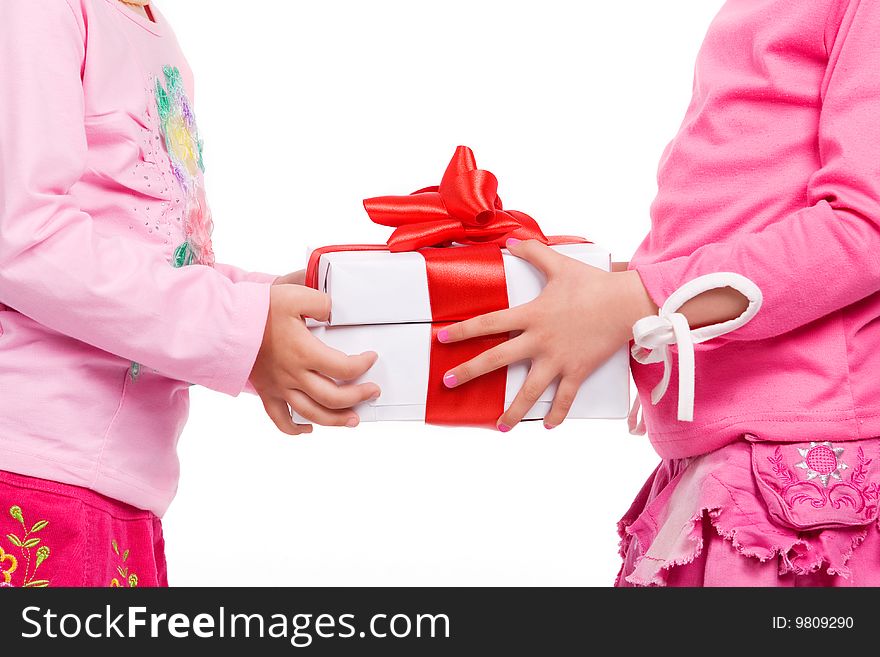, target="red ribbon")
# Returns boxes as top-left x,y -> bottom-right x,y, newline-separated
423,245 -> 509,425
305,146 -> 590,427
